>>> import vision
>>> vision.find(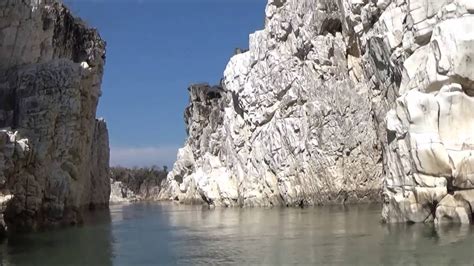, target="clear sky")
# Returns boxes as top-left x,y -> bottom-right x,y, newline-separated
68,0 -> 267,168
